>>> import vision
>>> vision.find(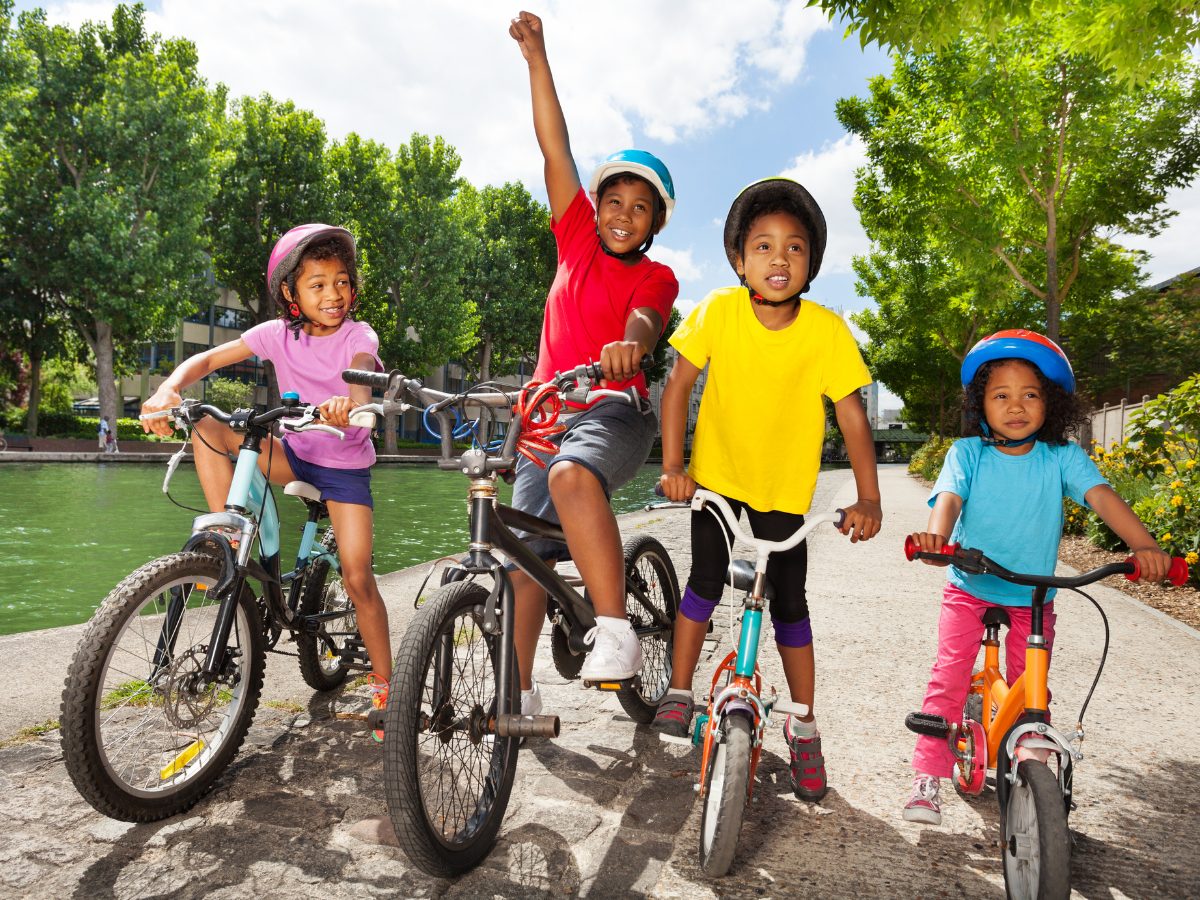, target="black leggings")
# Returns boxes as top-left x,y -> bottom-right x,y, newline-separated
687,490 -> 809,624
